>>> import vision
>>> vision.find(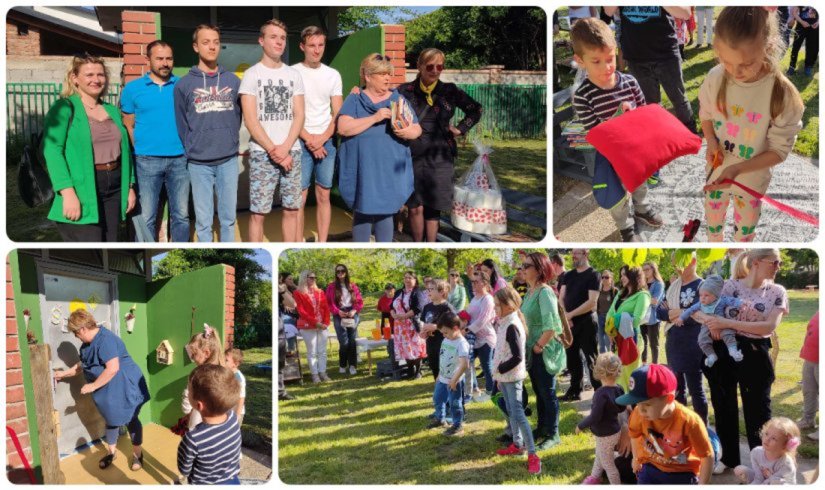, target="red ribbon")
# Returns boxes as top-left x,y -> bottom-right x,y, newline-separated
6,426 -> 37,484
721,179 -> 819,227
